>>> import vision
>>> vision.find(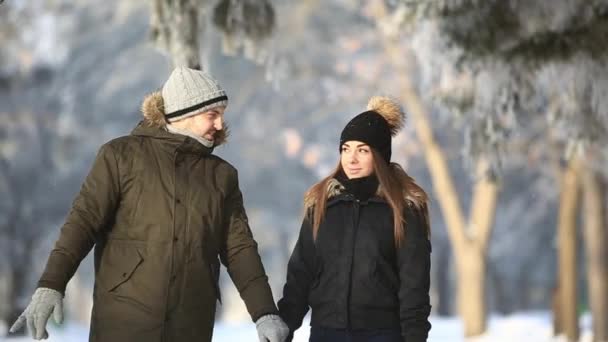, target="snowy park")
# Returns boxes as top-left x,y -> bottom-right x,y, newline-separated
0,313 -> 597,341
1,0 -> 607,341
